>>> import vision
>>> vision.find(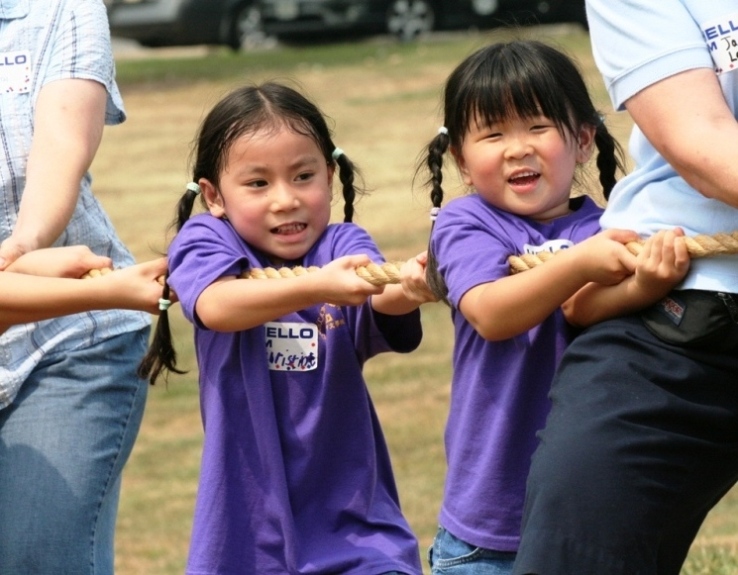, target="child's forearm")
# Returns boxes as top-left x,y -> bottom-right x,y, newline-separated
0,273 -> 110,325
371,284 -> 422,316
563,277 -> 668,328
460,247 -> 593,340
195,264 -> 384,332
